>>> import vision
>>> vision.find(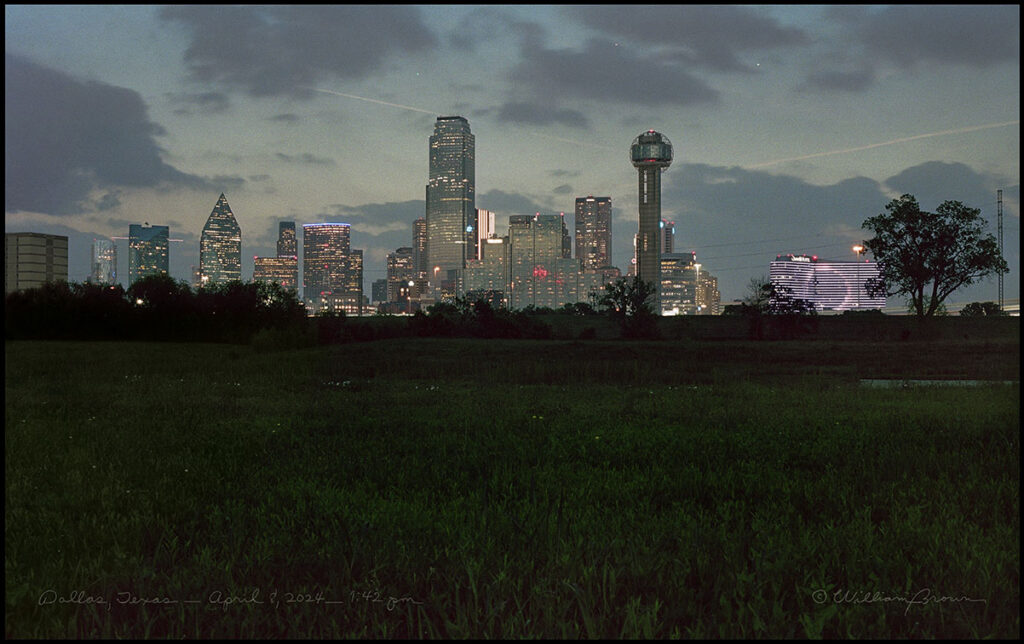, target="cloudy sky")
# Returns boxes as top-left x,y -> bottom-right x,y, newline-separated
5,5 -> 1020,305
